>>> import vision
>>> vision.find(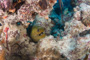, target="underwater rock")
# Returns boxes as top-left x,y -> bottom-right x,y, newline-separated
64,20 -> 86,36
63,3 -> 90,37
1,0 -> 90,60
57,34 -> 77,59
17,3 -> 37,22
68,47 -> 88,60
36,35 -> 57,51
19,42 -> 36,56
18,0 -> 57,22
57,3 -> 90,60
77,0 -> 90,5
67,34 -> 90,60
2,15 -> 30,44
5,38 -> 36,60
36,48 -> 61,60
82,17 -> 90,26
6,41 -> 36,60
74,3 -> 90,27
24,42 -> 36,55
26,0 -> 57,13
0,15 -> 33,60
36,35 -> 66,60
80,3 -> 90,26
57,33 -> 90,60
3,14 -> 18,23
0,0 -> 25,13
